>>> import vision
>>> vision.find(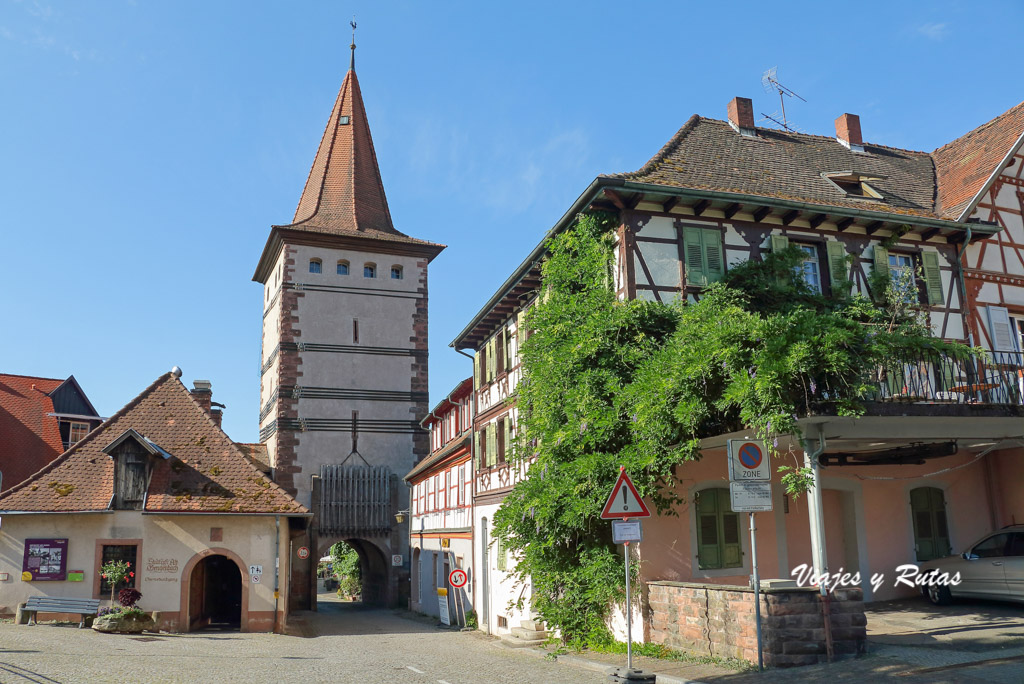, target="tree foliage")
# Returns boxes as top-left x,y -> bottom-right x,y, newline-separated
493,212 -> 973,647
